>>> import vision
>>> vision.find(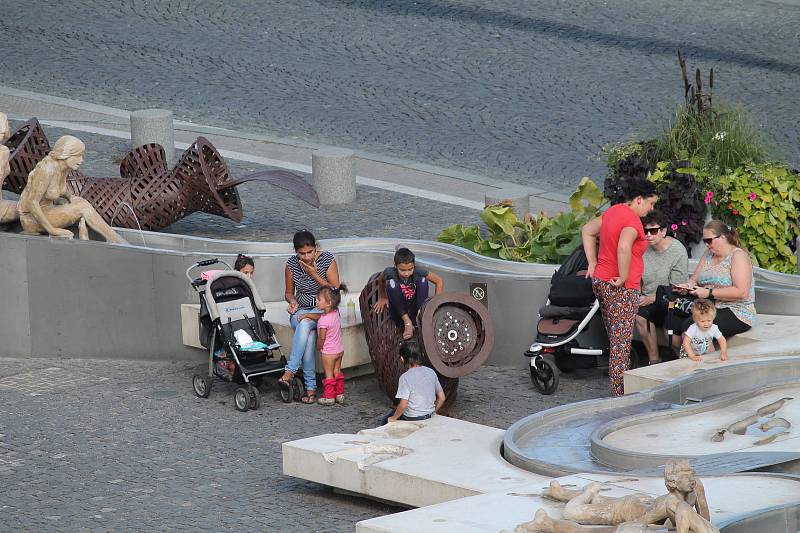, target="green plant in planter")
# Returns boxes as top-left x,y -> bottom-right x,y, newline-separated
437,178 -> 605,264
707,163 -> 800,273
